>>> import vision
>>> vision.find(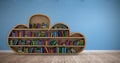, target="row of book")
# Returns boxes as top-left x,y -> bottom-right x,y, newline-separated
12,31 -> 25,37
17,47 -> 76,53
11,31 -> 49,37
51,30 -> 69,37
29,22 -> 47,29
11,30 -> 69,37
9,39 -> 84,46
